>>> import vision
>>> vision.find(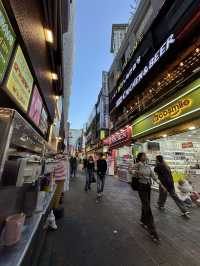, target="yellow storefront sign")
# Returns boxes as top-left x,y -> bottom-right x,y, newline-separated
153,98 -> 192,125
6,46 -> 33,112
